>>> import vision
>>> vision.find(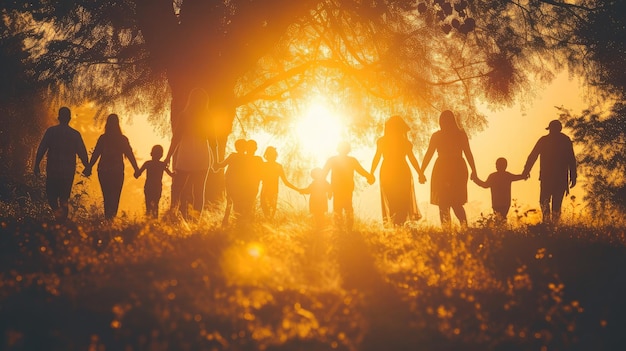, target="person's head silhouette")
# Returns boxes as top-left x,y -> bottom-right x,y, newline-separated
337,141 -> 351,155
384,115 -> 410,136
439,110 -> 460,132
246,139 -> 258,155
311,167 -> 324,180
58,107 -> 71,125
234,139 -> 247,153
264,146 -> 277,162
546,120 -> 562,134
151,145 -> 164,160
495,157 -> 508,171
104,114 -> 122,135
